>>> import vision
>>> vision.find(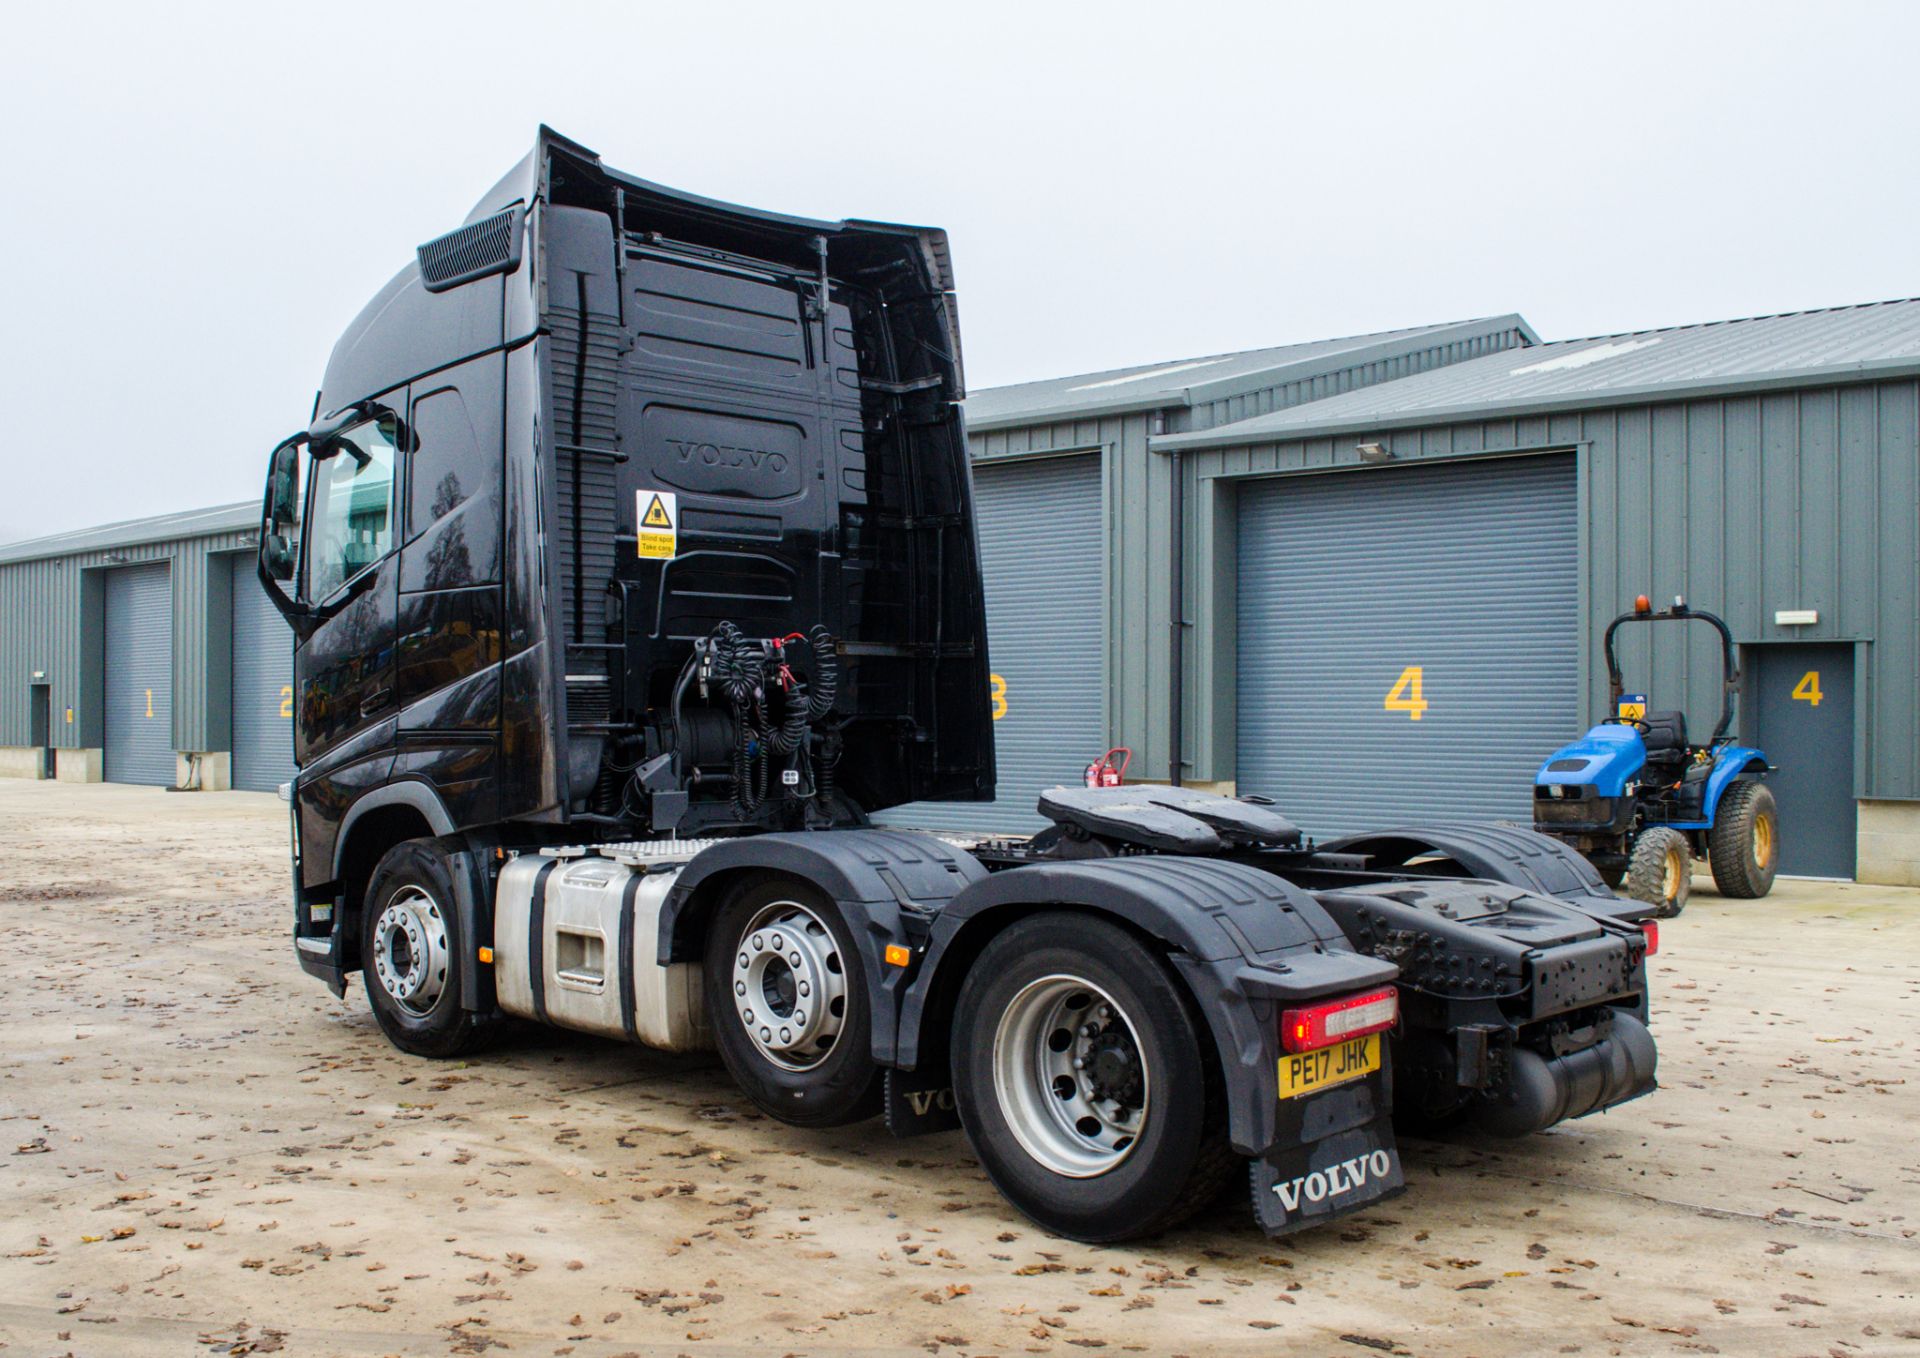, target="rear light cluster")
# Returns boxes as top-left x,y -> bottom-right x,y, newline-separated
1640,920 -> 1659,956
1280,986 -> 1399,1054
